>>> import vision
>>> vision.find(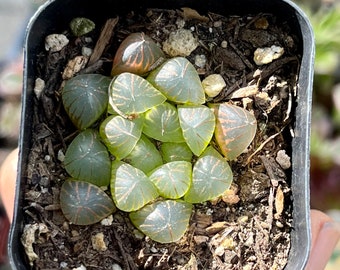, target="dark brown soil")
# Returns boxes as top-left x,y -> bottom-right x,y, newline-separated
21,8 -> 300,270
